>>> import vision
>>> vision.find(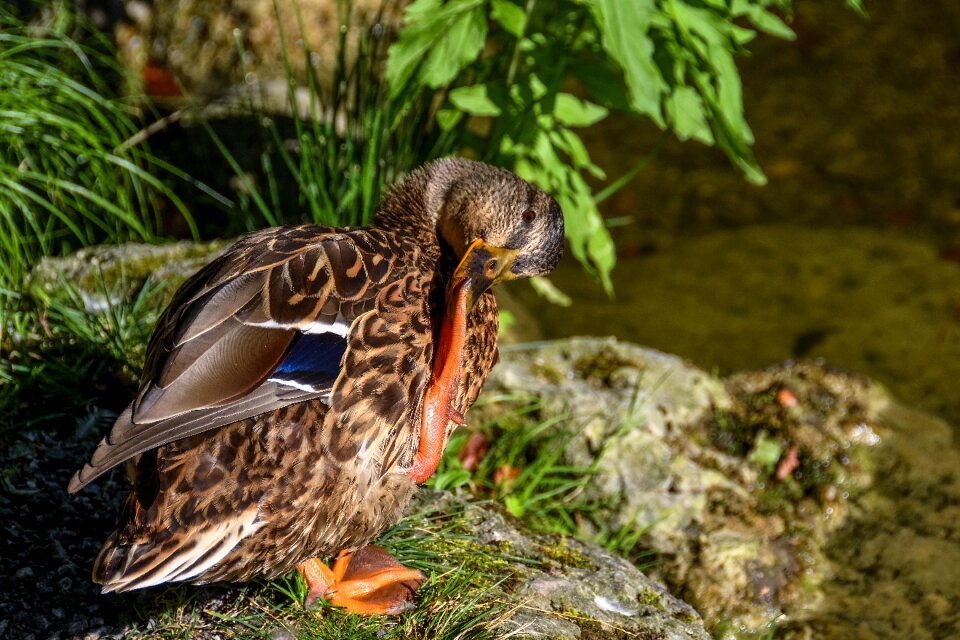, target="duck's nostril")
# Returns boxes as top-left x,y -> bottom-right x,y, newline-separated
485,259 -> 498,276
